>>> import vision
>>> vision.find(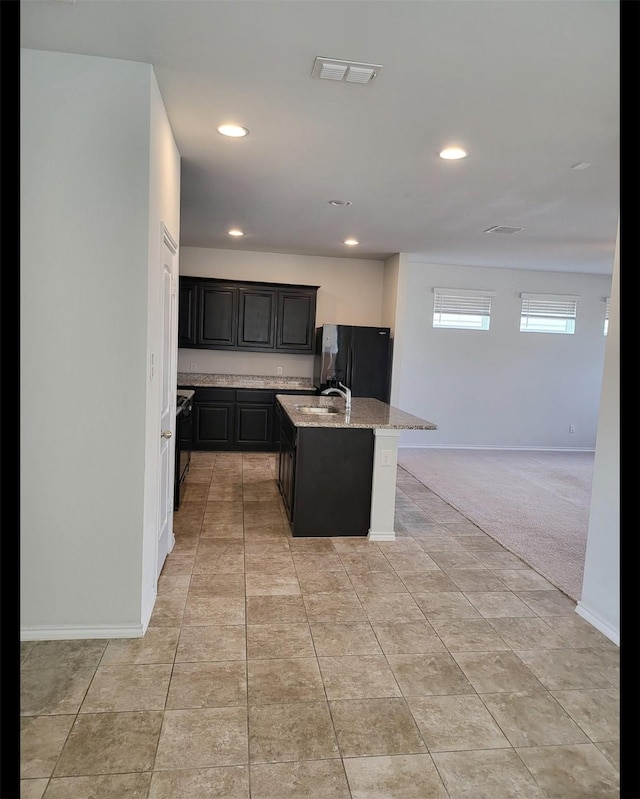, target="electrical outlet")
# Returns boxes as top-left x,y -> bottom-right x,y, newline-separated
277,366 -> 283,375
569,424 -> 575,433
190,362 -> 198,373
381,449 -> 393,467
